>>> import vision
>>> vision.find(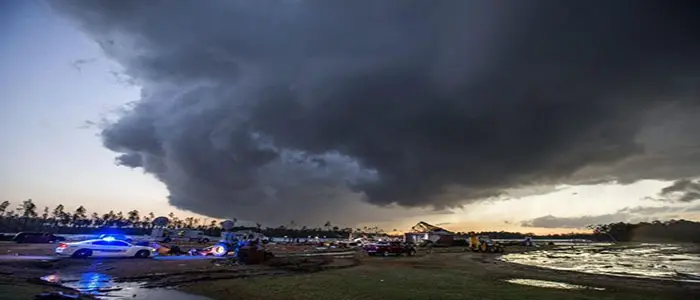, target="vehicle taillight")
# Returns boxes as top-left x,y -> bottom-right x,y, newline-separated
57,243 -> 68,249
